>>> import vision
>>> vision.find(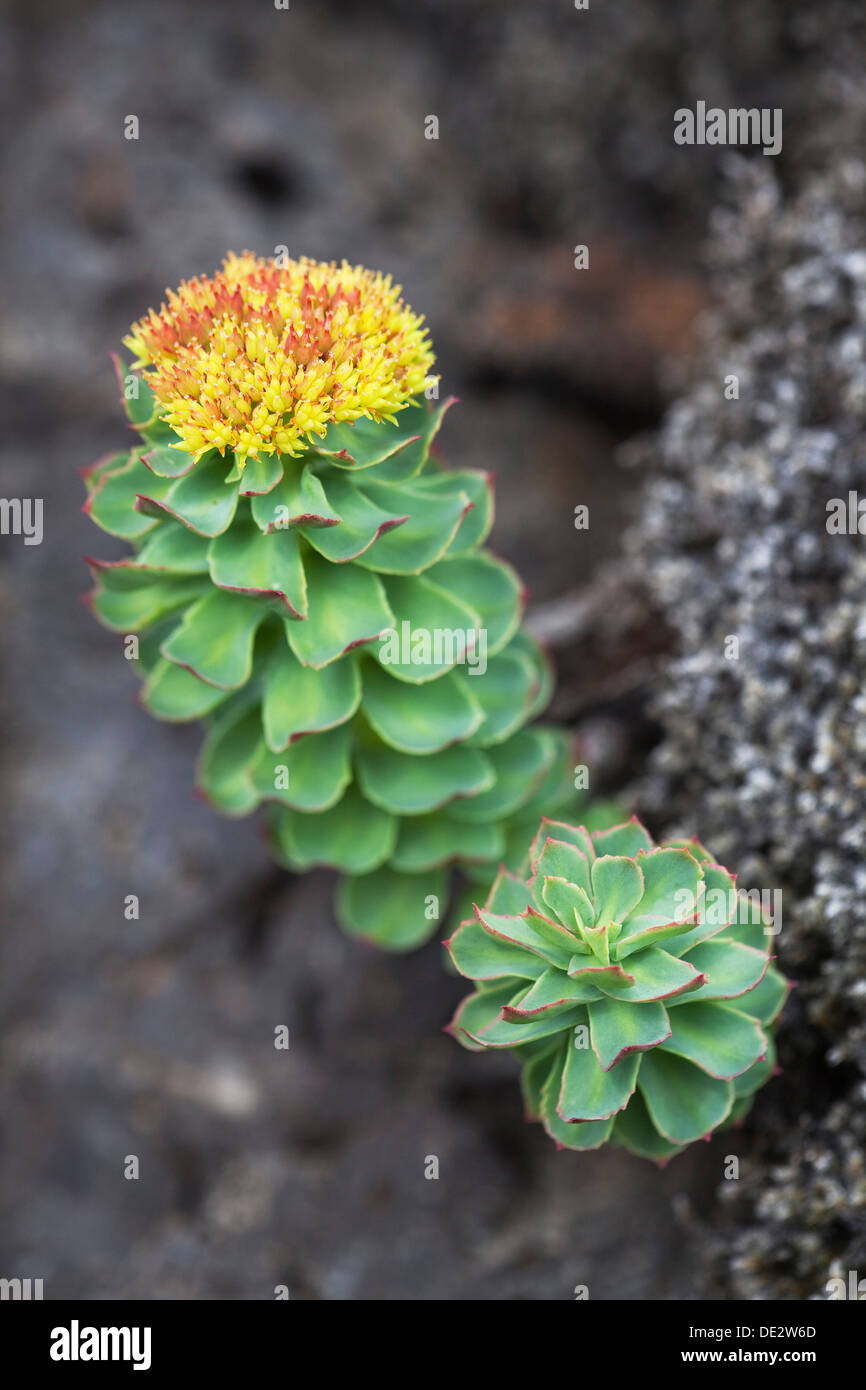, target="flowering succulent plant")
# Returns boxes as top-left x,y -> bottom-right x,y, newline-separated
445,816 -> 789,1160
83,253 -> 579,948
